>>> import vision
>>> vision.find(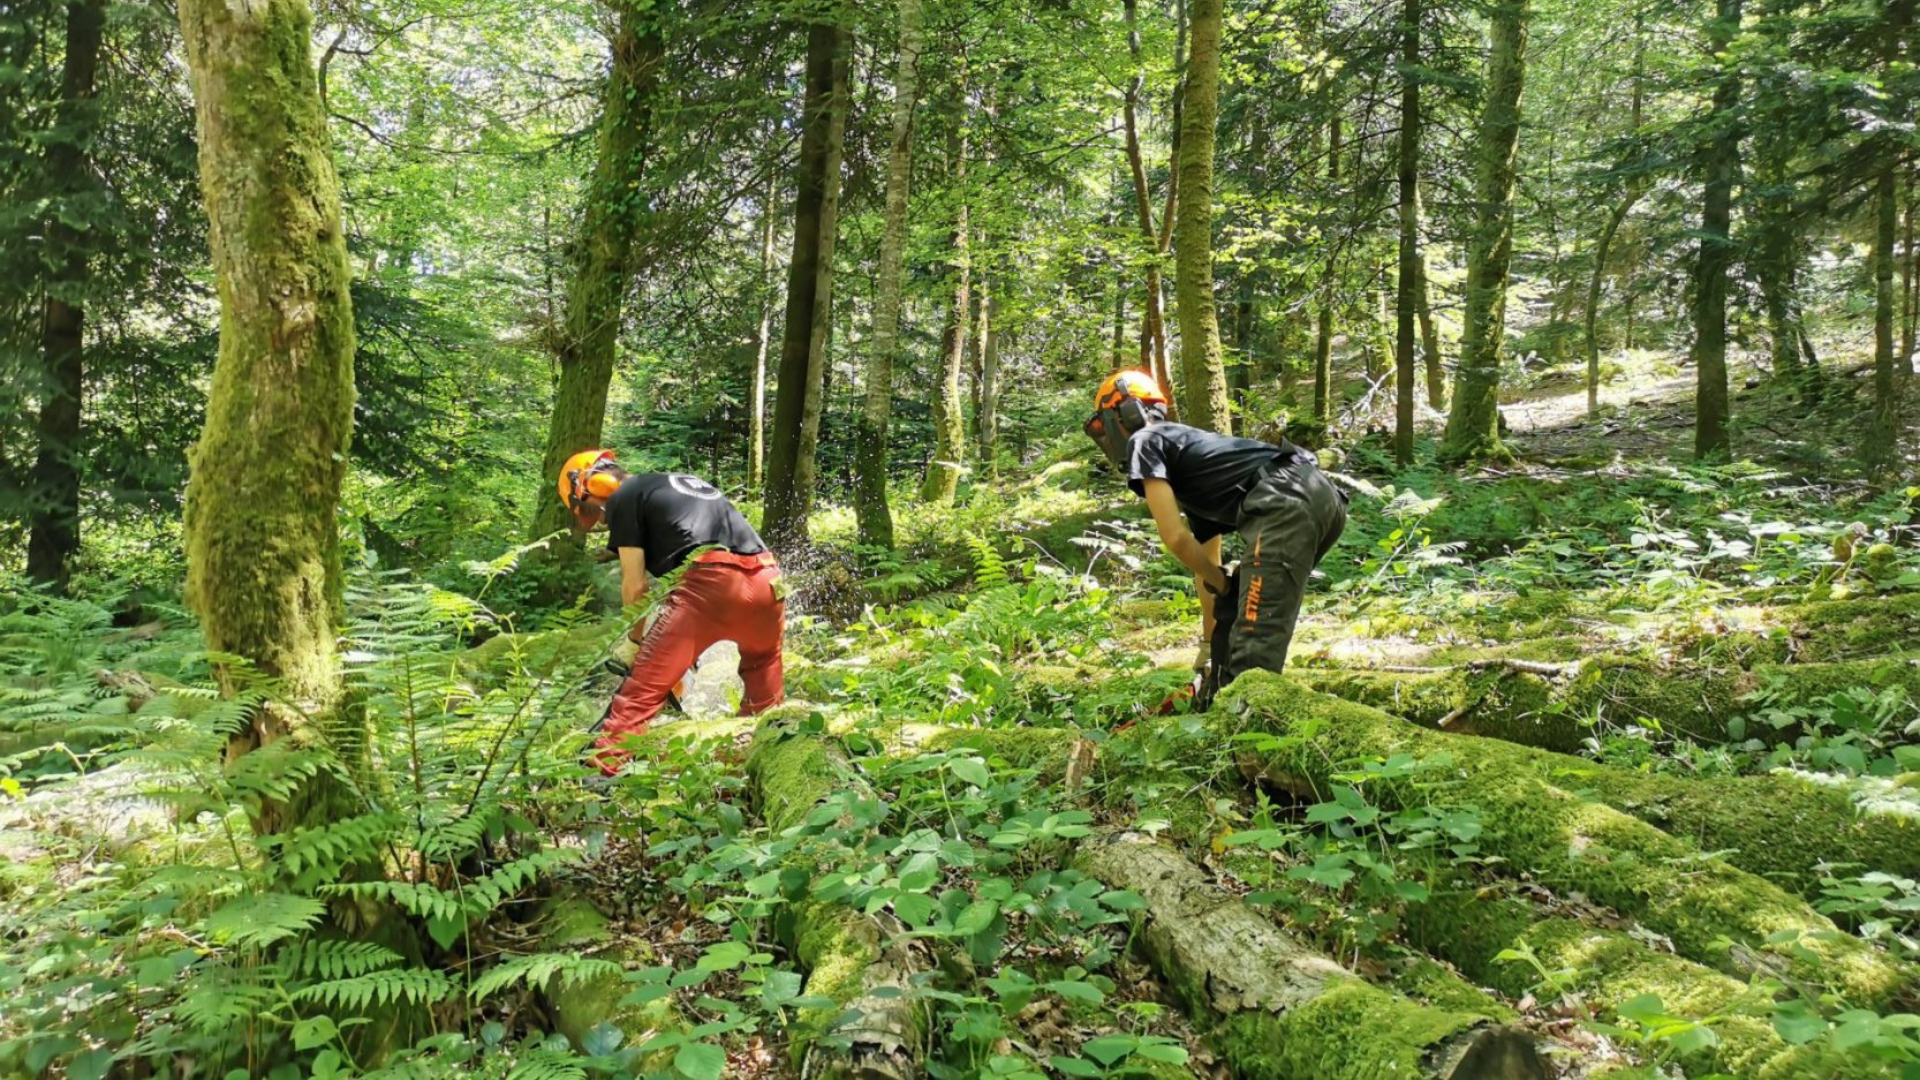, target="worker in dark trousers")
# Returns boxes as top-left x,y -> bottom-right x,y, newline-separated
1083,371 -> 1347,692
558,449 -> 785,774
